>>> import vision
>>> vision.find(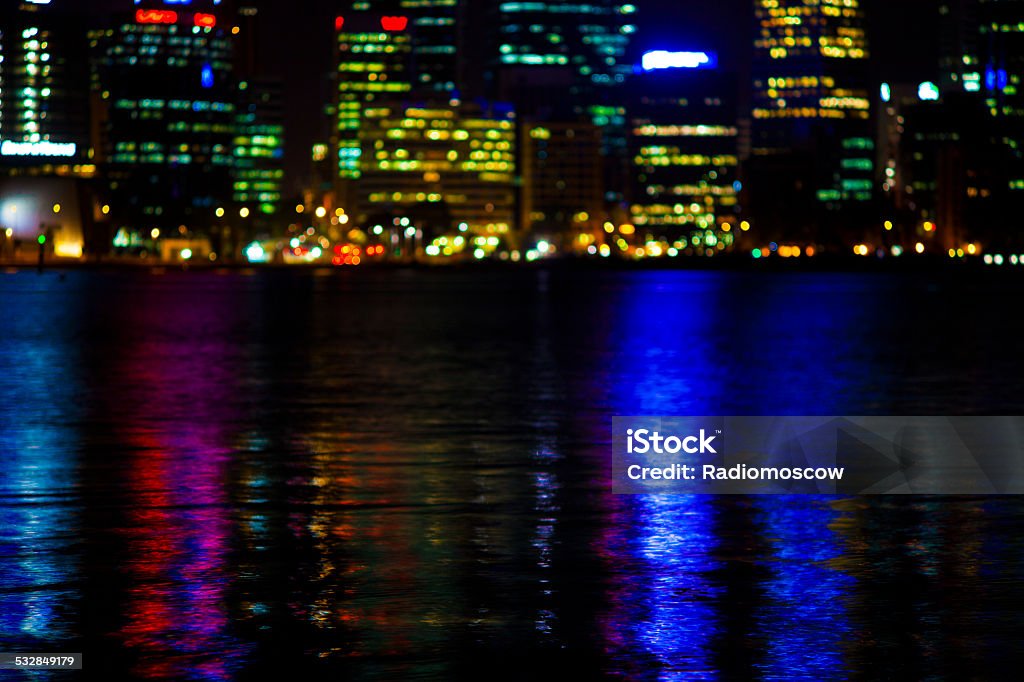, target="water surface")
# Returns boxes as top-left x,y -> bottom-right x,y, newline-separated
1,268 -> 1023,679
